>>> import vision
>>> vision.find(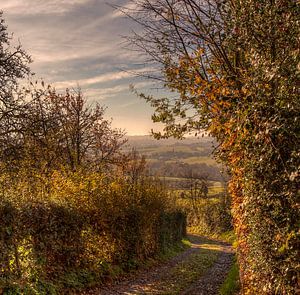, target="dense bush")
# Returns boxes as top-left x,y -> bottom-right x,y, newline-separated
0,171 -> 186,293
178,193 -> 232,236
